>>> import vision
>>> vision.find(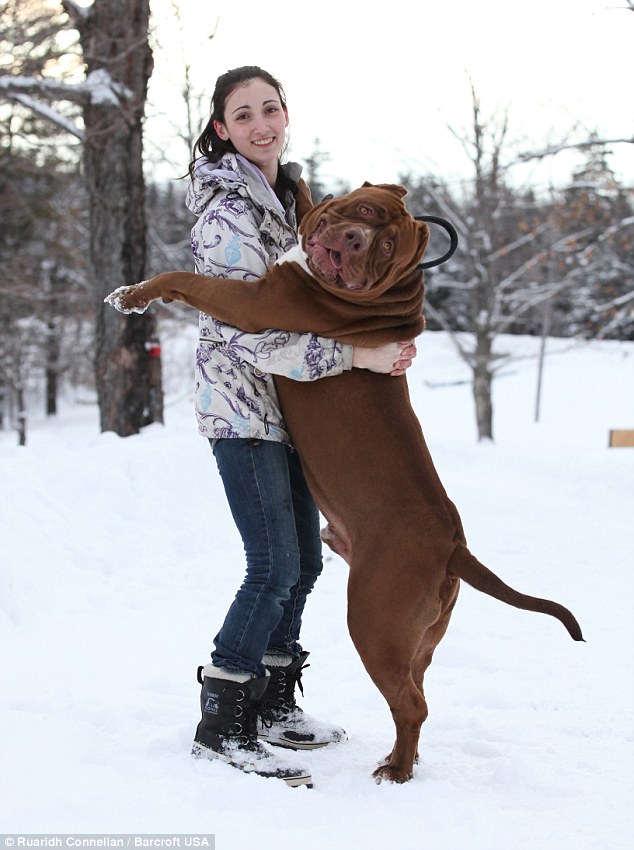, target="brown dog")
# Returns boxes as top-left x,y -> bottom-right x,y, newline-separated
106,183 -> 583,784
